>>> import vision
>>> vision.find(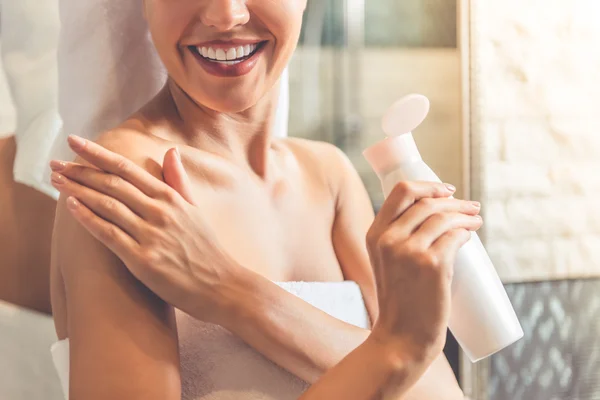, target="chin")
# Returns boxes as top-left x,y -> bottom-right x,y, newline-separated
191,87 -> 264,114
